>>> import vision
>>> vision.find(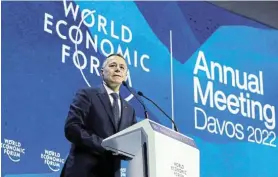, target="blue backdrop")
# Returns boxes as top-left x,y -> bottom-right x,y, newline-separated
2,1 -> 278,177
